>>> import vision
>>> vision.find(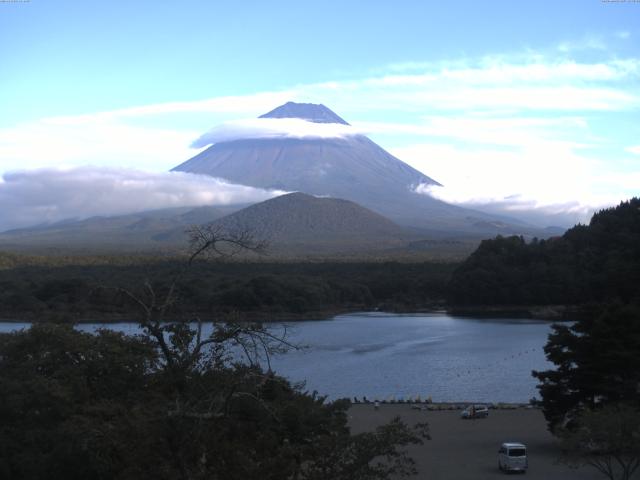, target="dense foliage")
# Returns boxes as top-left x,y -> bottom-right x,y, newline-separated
0,227 -> 430,479
448,198 -> 640,306
0,261 -> 455,321
0,323 -> 428,480
532,303 -> 640,431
